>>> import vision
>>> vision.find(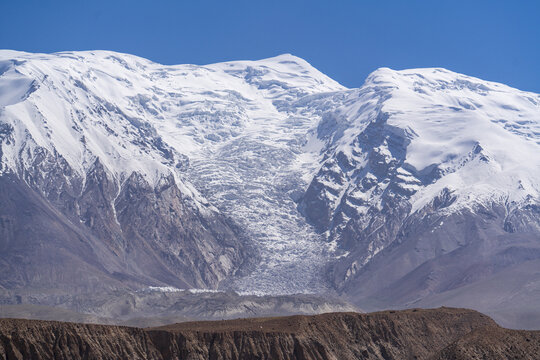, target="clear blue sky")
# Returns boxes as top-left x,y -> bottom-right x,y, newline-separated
1,0 -> 539,92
